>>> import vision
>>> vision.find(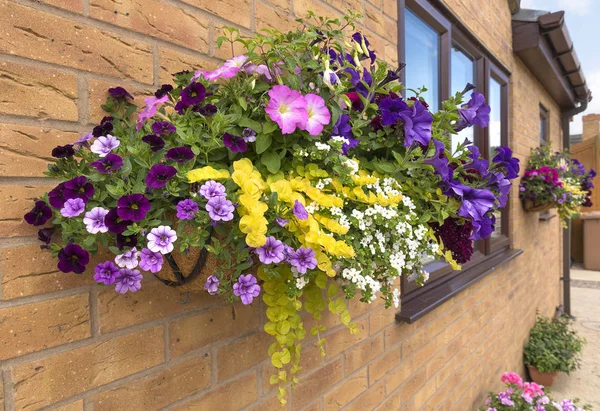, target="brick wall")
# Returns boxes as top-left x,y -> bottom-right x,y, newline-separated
0,0 -> 563,410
